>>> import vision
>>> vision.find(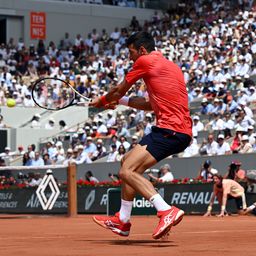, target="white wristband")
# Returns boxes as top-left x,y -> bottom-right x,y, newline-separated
119,96 -> 129,106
